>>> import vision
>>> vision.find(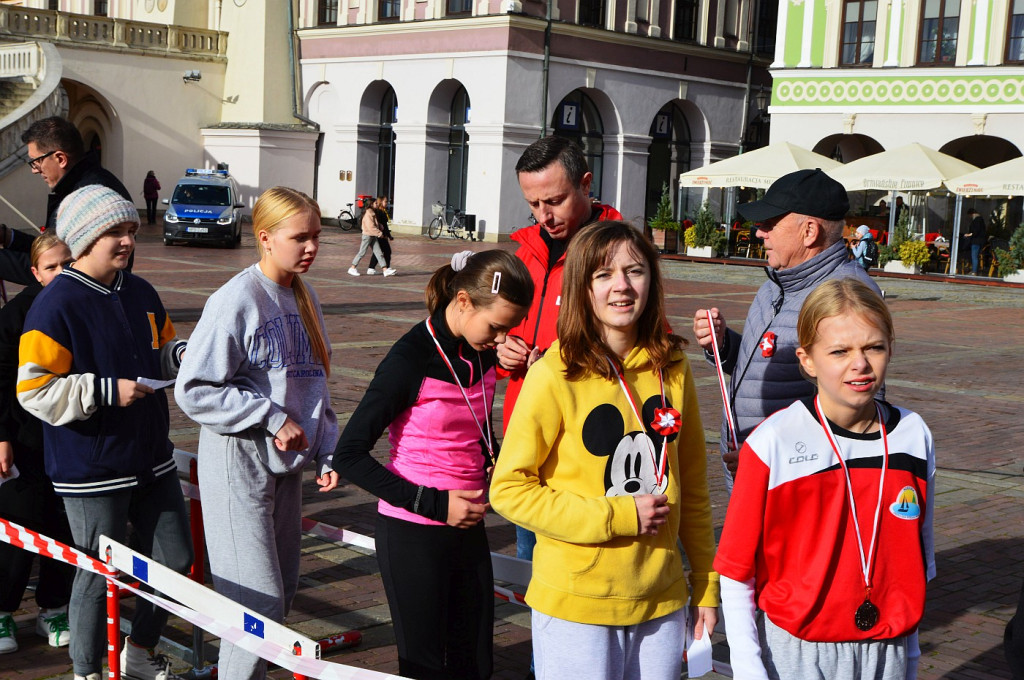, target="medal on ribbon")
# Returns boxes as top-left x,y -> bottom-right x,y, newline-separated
650,407 -> 682,437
